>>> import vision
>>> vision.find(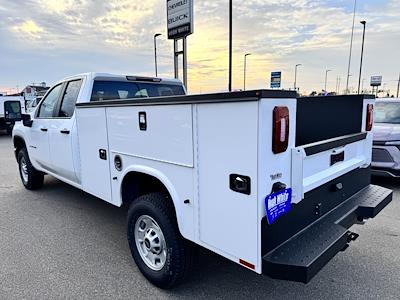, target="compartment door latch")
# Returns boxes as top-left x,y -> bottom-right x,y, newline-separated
99,149 -> 107,160
230,174 -> 251,195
